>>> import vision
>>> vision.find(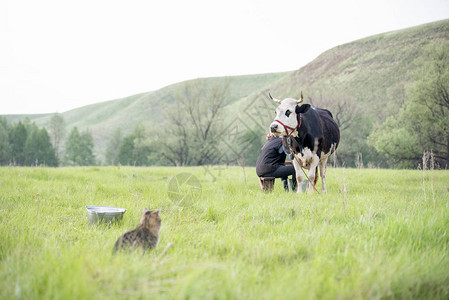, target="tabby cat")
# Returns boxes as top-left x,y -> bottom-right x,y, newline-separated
113,208 -> 161,253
